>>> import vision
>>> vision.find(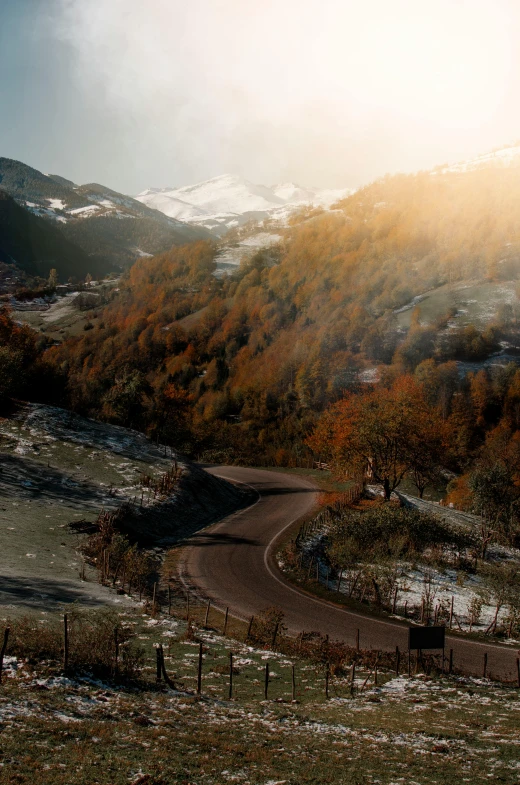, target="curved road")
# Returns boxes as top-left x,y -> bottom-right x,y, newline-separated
180,466 -> 519,682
